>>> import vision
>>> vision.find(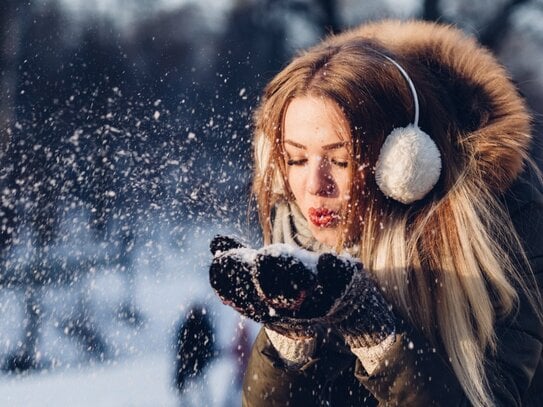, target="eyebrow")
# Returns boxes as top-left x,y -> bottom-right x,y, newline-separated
284,140 -> 348,151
